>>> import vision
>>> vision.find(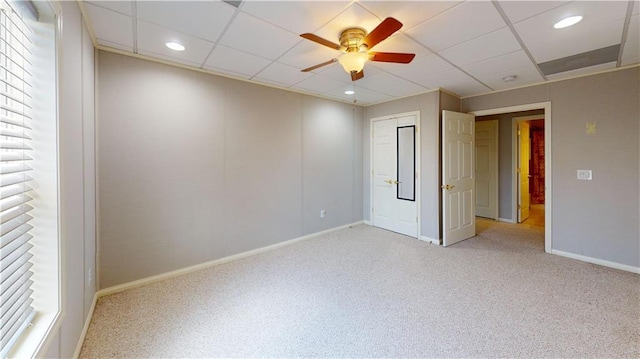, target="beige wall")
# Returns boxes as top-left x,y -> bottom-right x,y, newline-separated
97,52 -> 364,288
463,67 -> 640,268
